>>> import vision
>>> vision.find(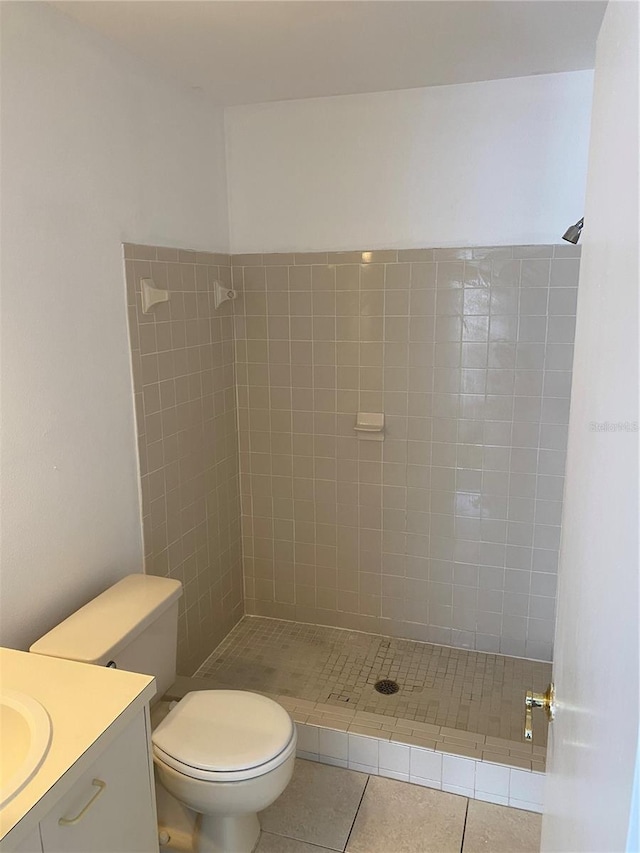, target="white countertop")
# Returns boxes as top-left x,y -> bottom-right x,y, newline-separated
0,647 -> 156,847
